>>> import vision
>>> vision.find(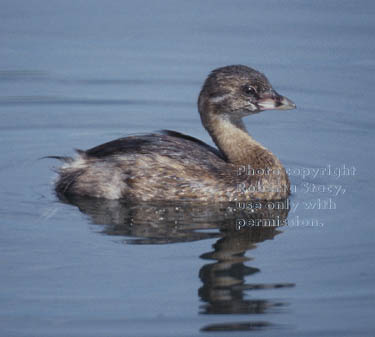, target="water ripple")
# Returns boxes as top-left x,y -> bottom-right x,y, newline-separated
0,96 -> 192,107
